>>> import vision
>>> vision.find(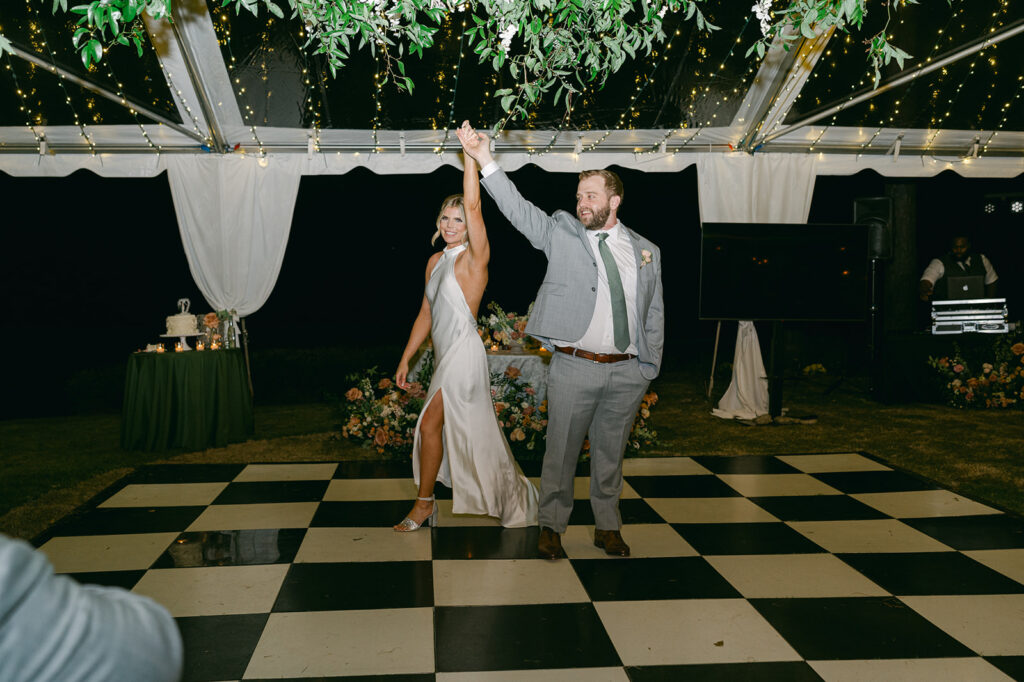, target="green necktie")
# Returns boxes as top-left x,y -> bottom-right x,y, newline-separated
597,232 -> 630,352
